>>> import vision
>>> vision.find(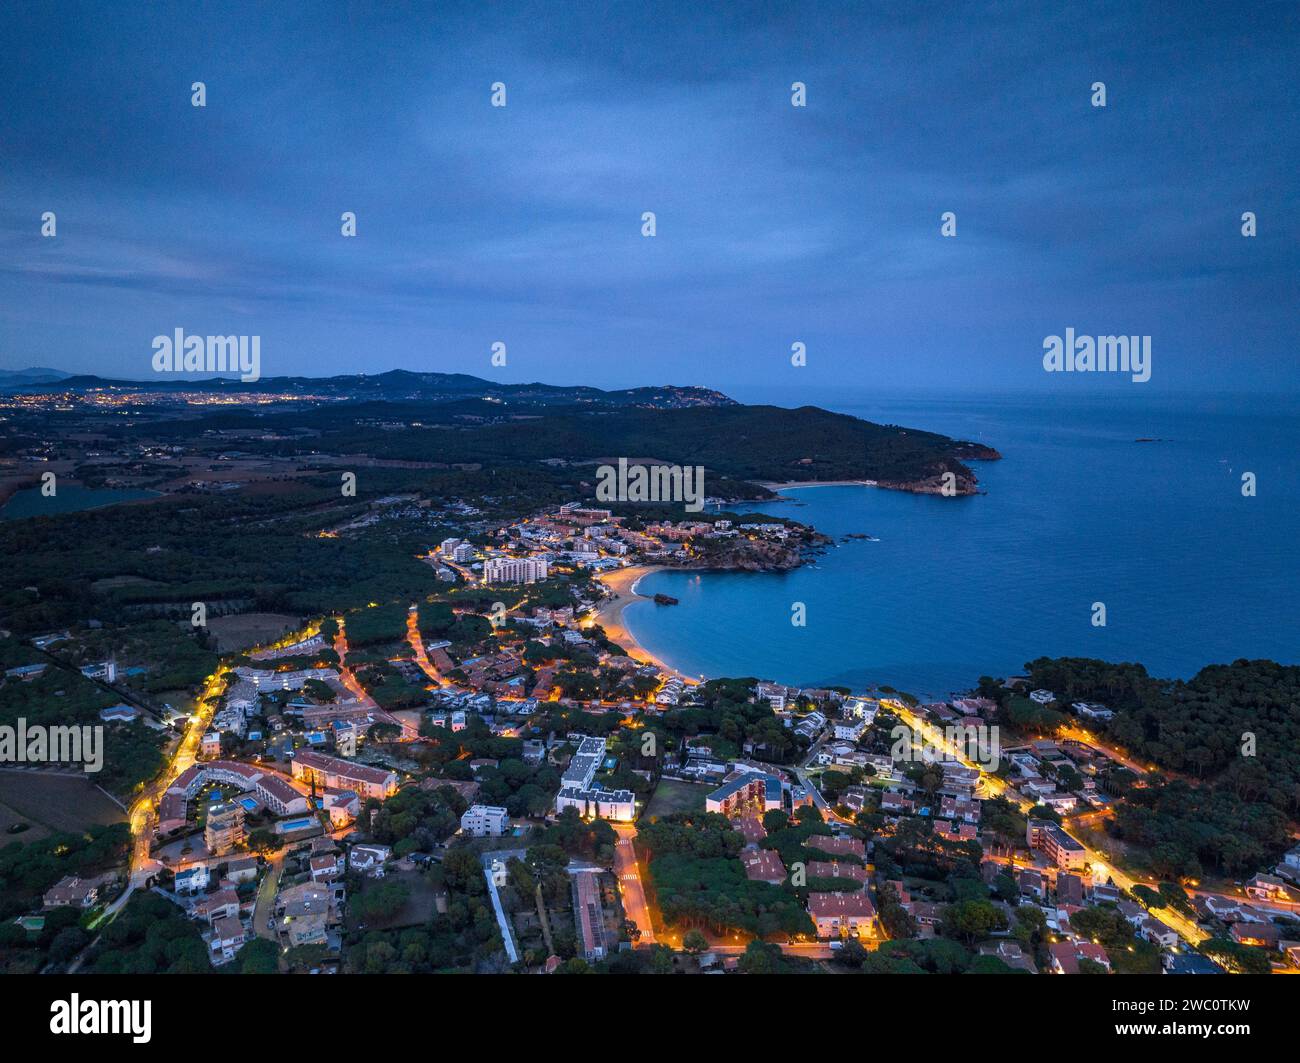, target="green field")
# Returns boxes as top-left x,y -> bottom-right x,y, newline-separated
641,778 -> 709,820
